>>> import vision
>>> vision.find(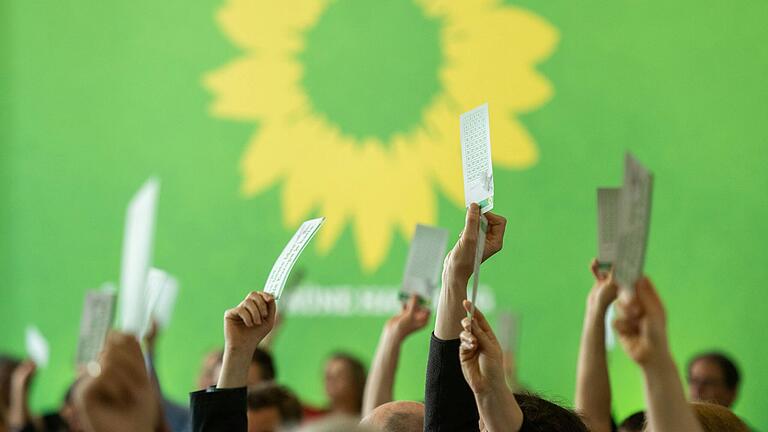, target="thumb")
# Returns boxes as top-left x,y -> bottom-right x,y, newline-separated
635,276 -> 664,319
462,204 -> 481,243
462,300 -> 498,348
